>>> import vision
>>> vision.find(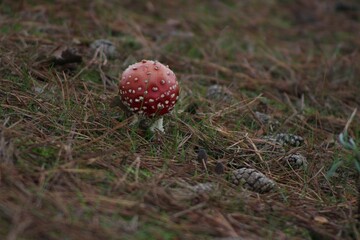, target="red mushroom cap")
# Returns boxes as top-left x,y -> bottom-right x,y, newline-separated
119,60 -> 180,117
